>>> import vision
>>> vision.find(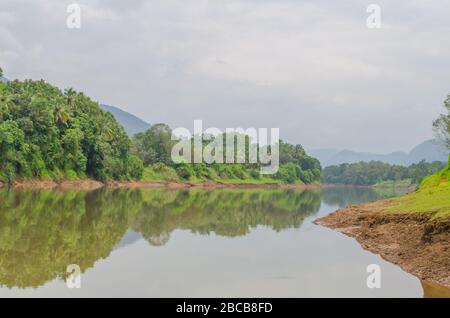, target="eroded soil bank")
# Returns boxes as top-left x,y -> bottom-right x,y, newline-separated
315,200 -> 450,289
6,179 -> 104,191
